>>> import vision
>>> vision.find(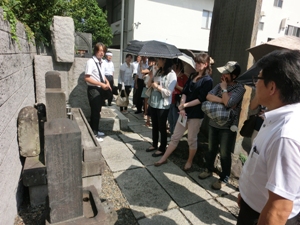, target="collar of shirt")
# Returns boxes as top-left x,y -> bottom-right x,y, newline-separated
93,56 -> 102,65
264,103 -> 300,126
